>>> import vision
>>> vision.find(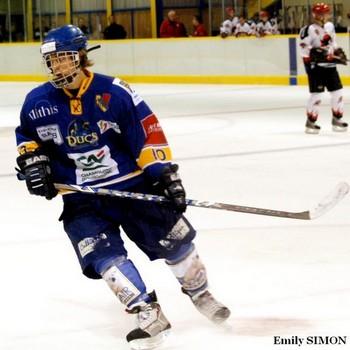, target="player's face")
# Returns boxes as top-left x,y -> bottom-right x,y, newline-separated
314,12 -> 331,24
43,50 -> 81,88
47,52 -> 75,77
